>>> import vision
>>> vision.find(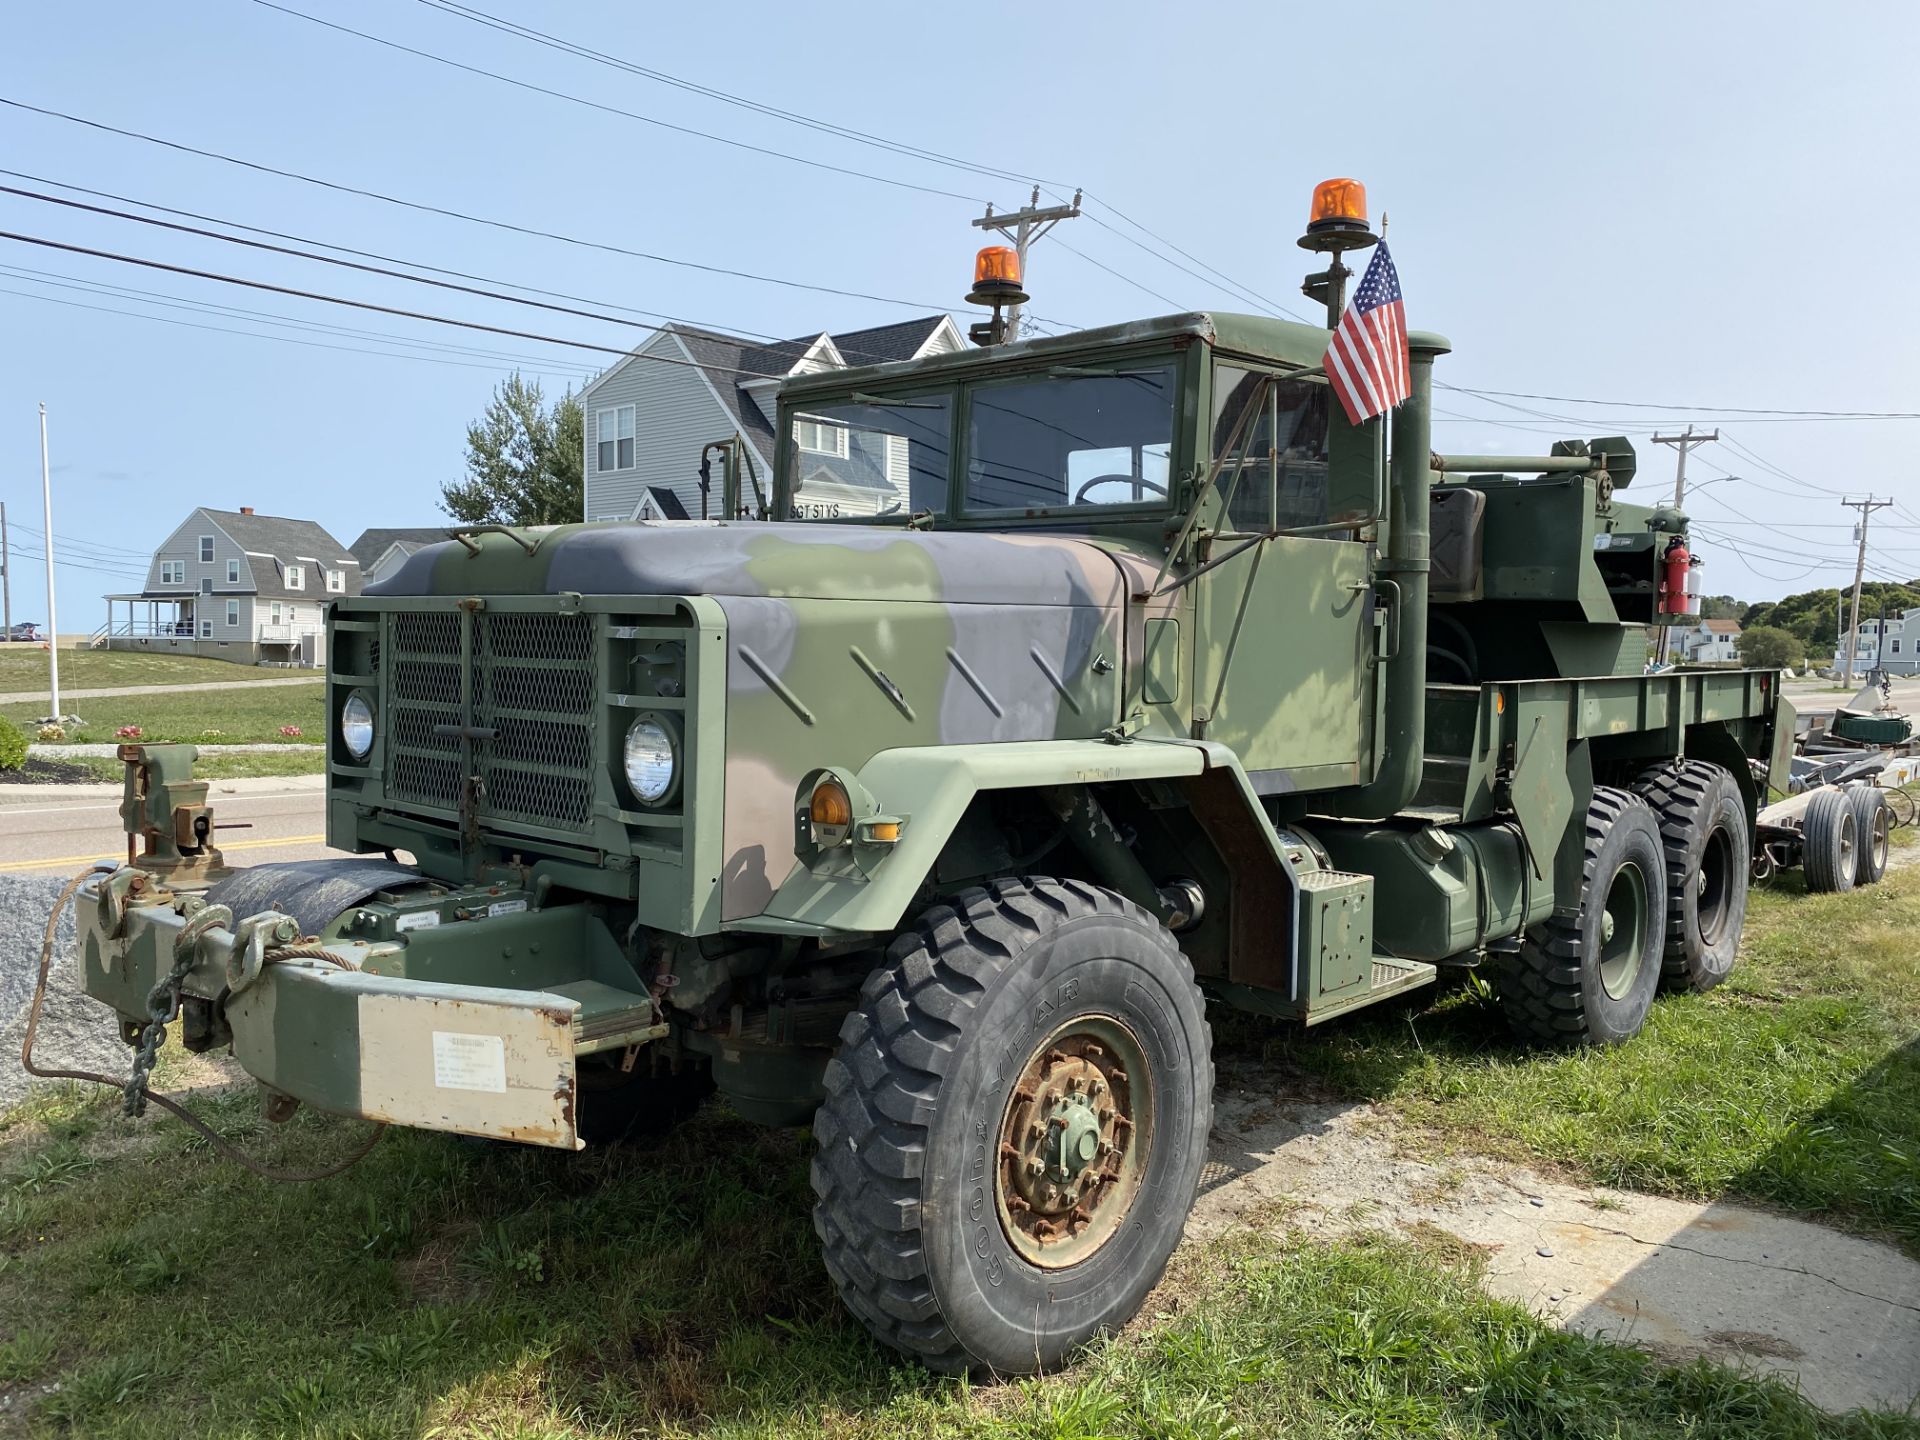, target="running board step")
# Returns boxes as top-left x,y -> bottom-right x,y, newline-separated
1302,954 -> 1439,1027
